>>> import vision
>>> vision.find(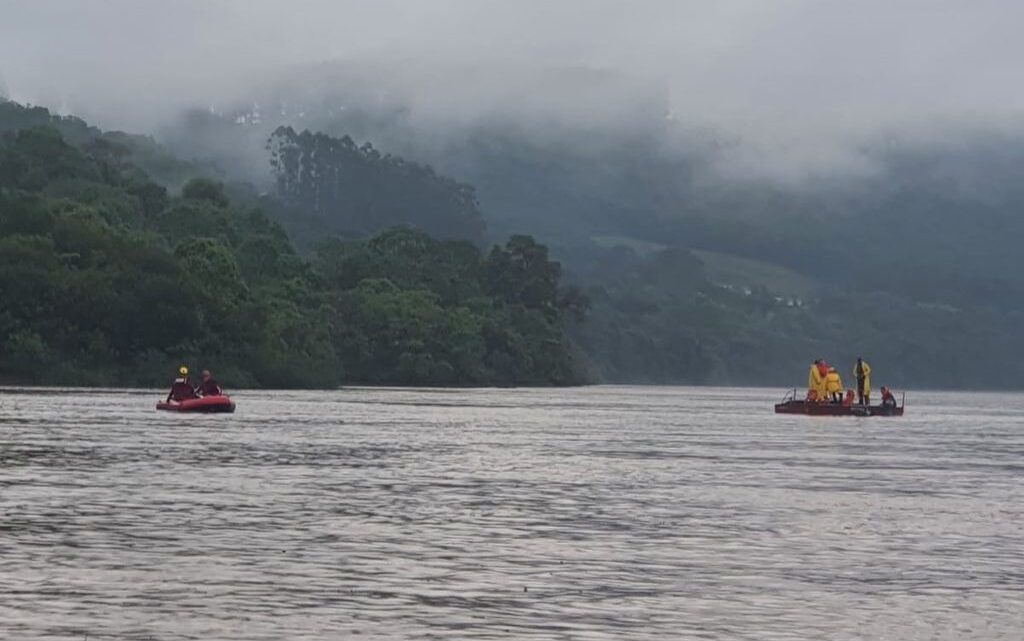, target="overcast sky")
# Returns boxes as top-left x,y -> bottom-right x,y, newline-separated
2,0 -> 1022,177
